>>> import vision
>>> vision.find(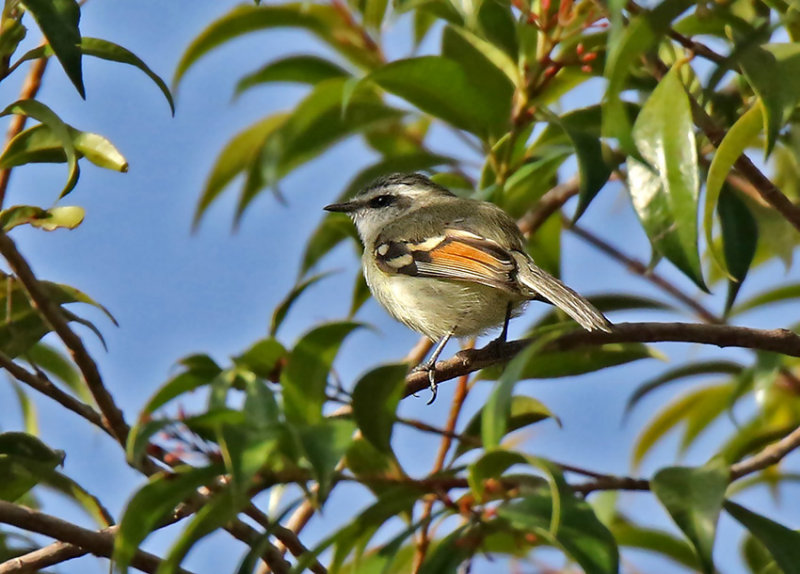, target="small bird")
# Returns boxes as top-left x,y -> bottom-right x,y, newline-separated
325,173 -> 611,402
